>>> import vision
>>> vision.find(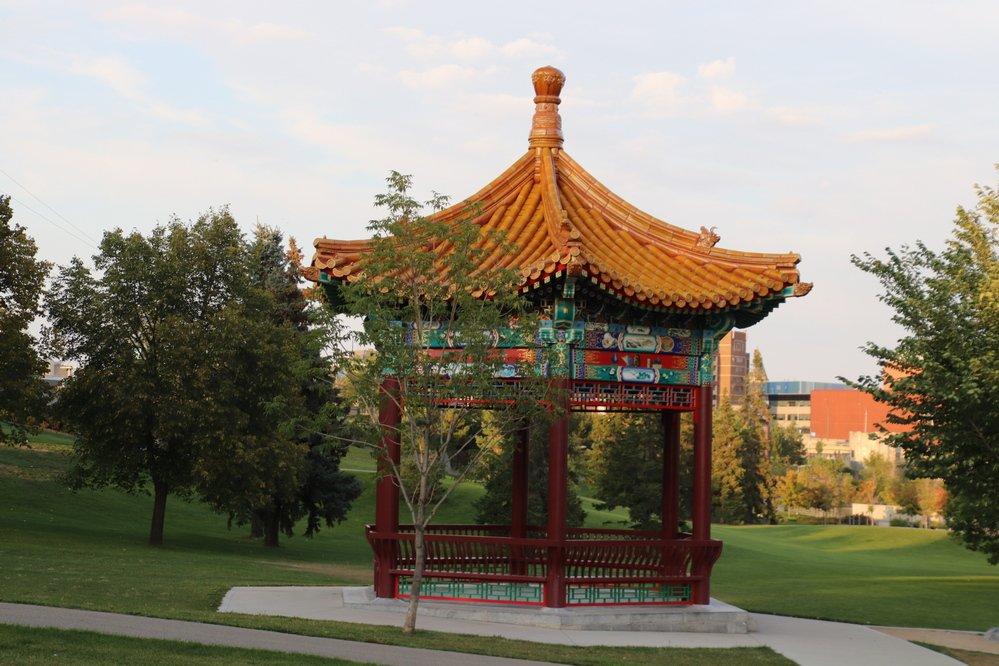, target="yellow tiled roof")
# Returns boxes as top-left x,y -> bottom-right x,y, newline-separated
310,66 -> 810,313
